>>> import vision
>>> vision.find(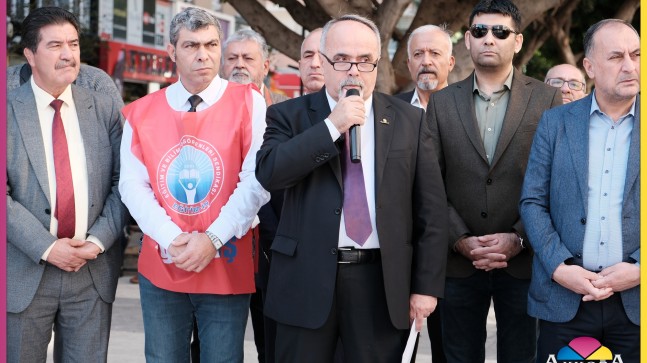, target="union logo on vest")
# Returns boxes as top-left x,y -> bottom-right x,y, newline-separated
157,135 -> 224,215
